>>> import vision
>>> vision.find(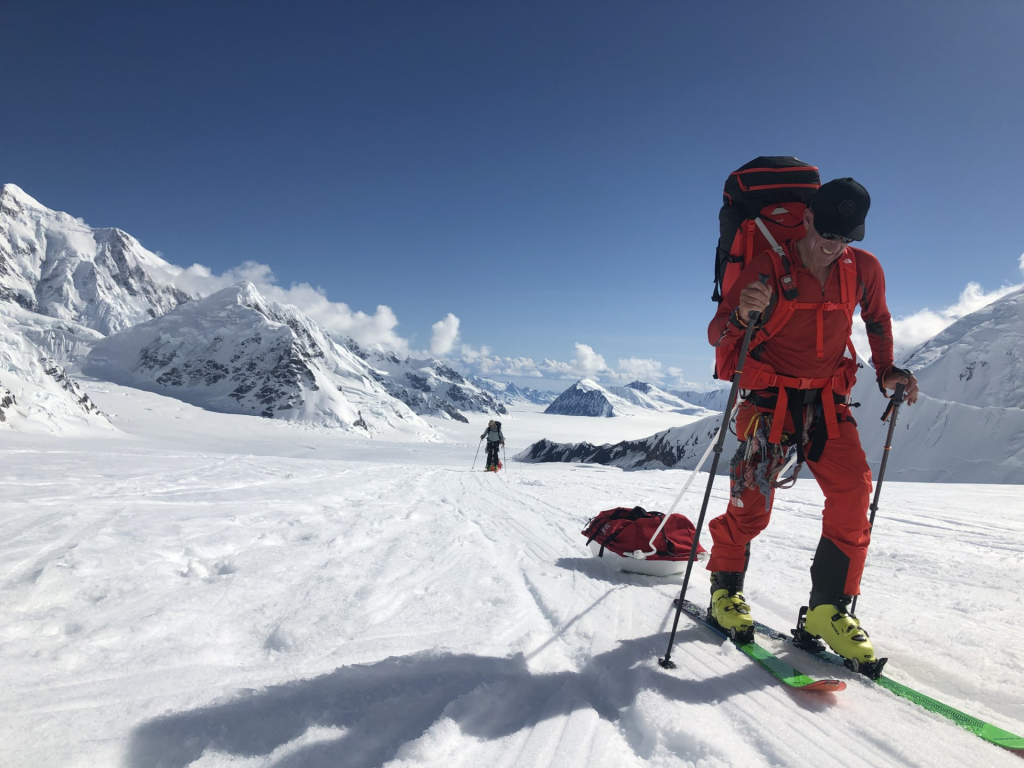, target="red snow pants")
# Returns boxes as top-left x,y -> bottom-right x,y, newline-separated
707,399 -> 874,597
